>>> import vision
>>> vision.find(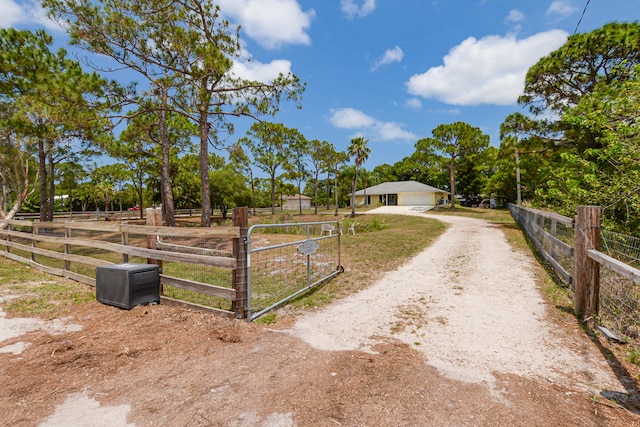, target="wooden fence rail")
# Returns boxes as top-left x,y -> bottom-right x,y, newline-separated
509,204 -> 640,332
0,207 -> 248,318
508,204 -> 574,285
